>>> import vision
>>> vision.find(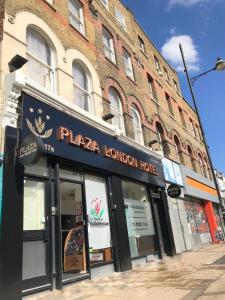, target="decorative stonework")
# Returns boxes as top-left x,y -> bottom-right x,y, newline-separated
3,70 -> 26,128
8,14 -> 15,24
